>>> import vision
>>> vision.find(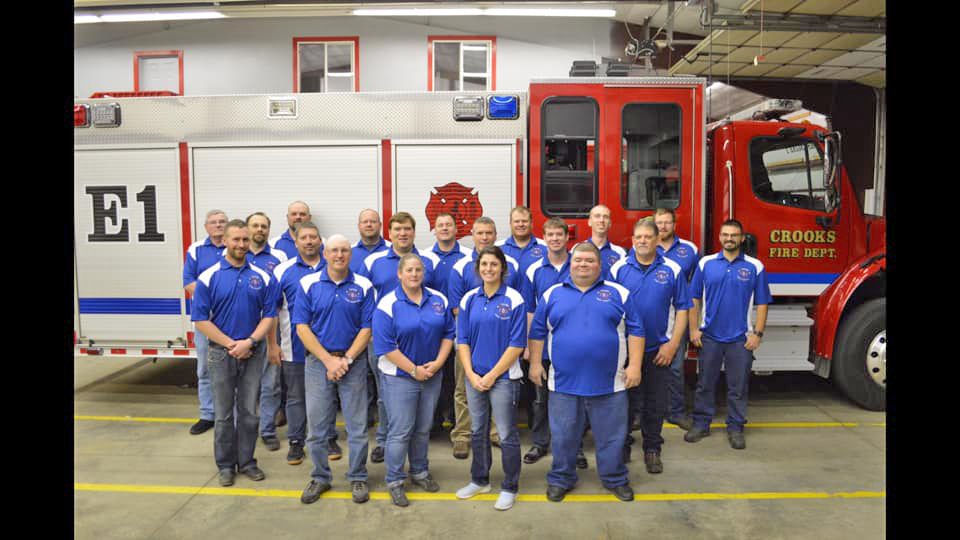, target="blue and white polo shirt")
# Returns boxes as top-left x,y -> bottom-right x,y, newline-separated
350,237 -> 391,275
579,238 -> 626,281
447,250 -> 522,312
359,247 -> 440,302
292,269 -> 375,355
456,284 -> 527,381
268,229 -> 299,260
522,253 -> 571,314
528,277 -> 643,397
183,236 -> 225,286
658,236 -> 699,282
429,241 -> 473,298
496,235 -> 548,275
610,253 -> 692,352
690,252 -> 773,343
373,286 -> 455,378
191,259 -> 279,340
247,244 -> 289,276
272,256 -> 324,363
